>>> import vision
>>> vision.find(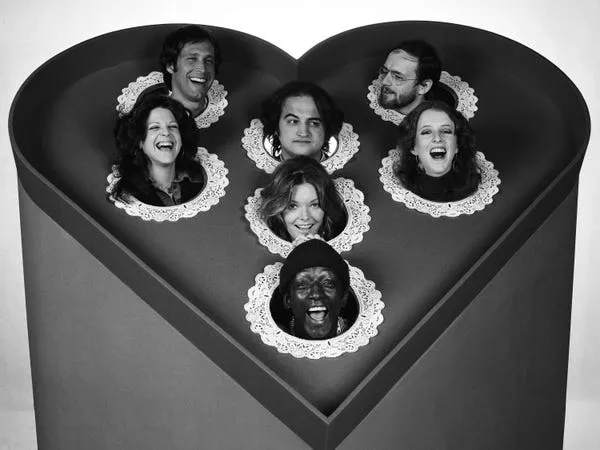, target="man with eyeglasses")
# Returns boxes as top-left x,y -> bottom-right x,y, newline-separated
378,40 -> 442,115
